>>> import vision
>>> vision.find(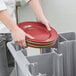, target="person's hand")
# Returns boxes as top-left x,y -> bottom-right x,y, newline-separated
11,27 -> 34,47
36,16 -> 51,31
